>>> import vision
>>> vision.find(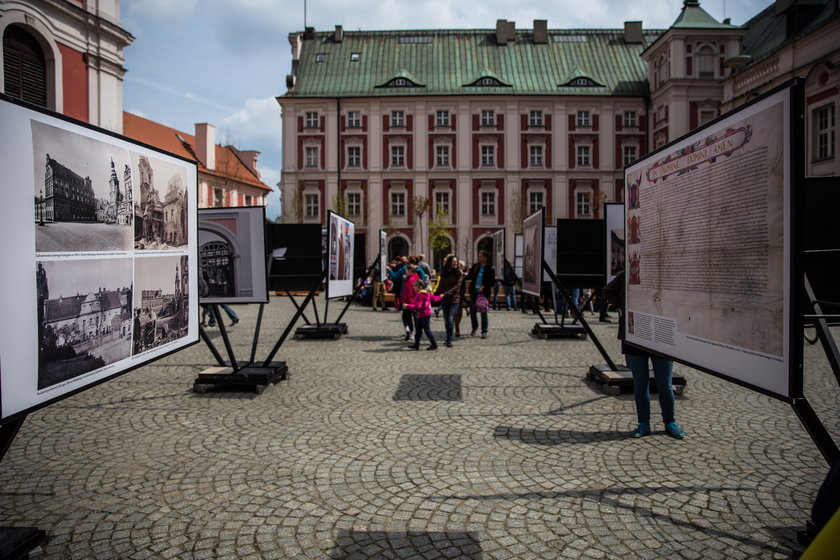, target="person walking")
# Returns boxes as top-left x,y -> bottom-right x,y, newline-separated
466,250 -> 495,339
501,259 -> 518,310
433,254 -> 464,348
400,264 -> 423,341
389,257 -> 407,311
371,261 -> 386,311
603,270 -> 685,439
454,260 -> 469,337
403,278 -> 441,350
205,304 -> 239,327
